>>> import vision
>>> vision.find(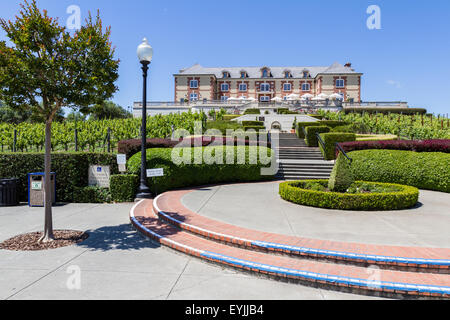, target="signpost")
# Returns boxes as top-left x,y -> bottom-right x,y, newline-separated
146,168 -> 164,196
88,165 -> 111,188
117,154 -> 127,173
